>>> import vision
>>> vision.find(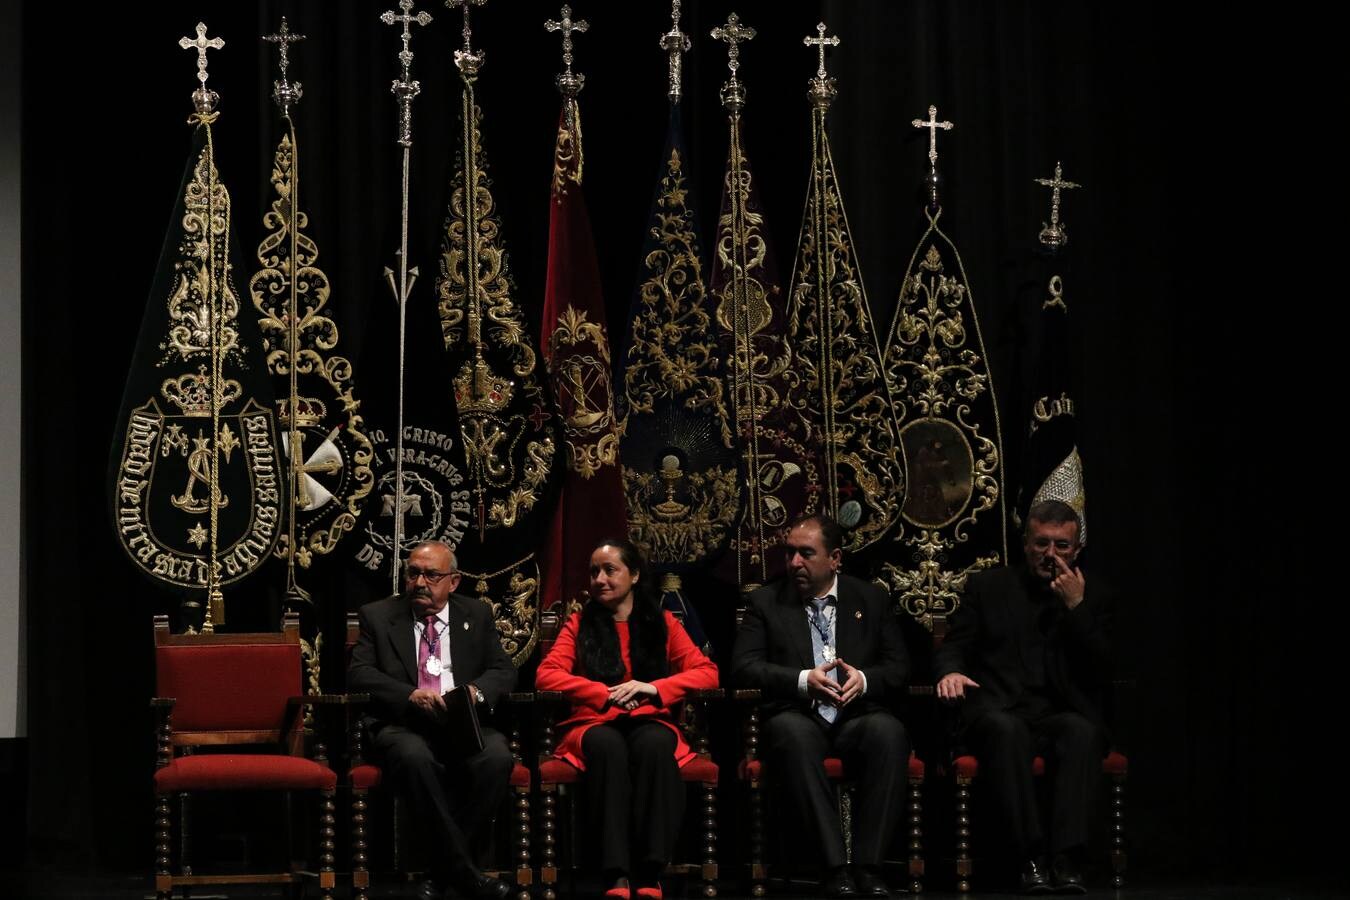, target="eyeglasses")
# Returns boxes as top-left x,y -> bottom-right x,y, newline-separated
405,567 -> 456,584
